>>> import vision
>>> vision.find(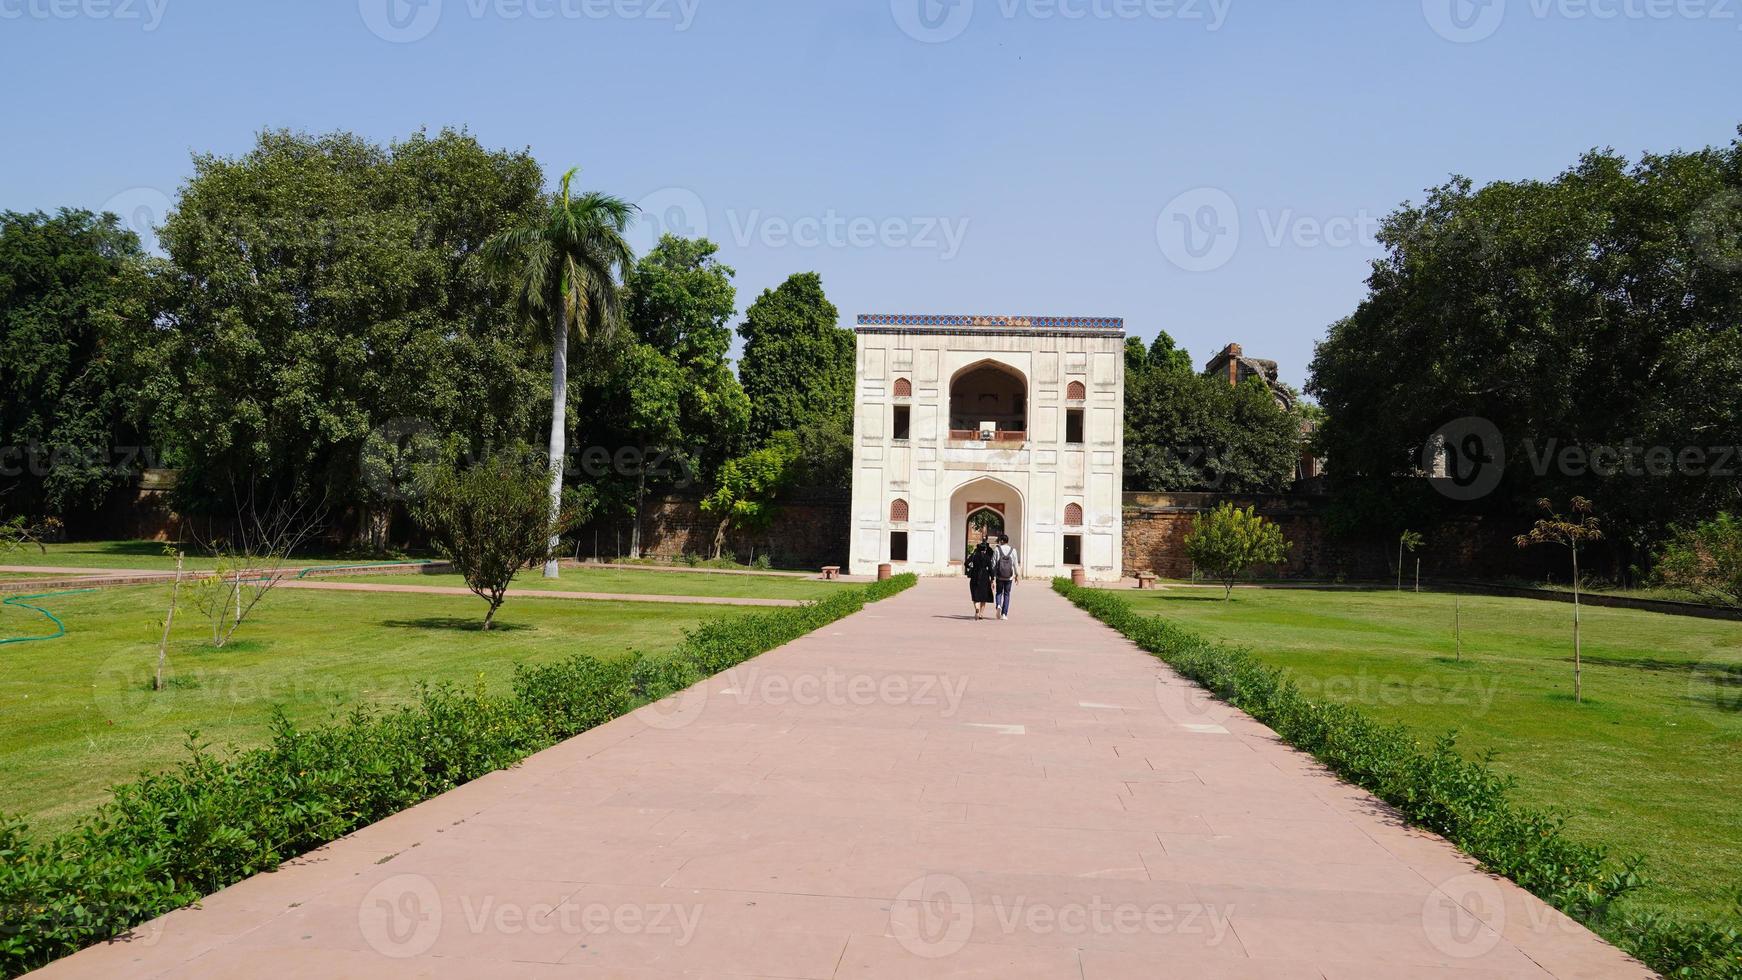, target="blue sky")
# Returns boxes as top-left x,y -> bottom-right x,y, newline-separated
2,0 -> 1737,389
